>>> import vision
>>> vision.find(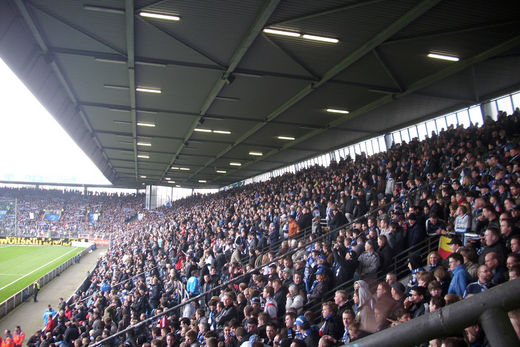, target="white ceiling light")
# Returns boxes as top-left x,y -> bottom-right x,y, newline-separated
179,167 -> 190,171
213,130 -> 231,134
427,53 -> 460,62
249,151 -> 263,156
194,128 -> 212,133
95,58 -> 126,64
230,162 -> 242,166
137,122 -> 156,127
198,180 -> 207,183
165,177 -> 171,180
140,175 -> 147,178
137,142 -> 151,147
84,5 -> 124,14
216,170 -> 227,174
326,108 -> 349,114
301,34 -> 339,43
136,87 -> 162,94
137,154 -> 149,159
171,167 -> 179,170
263,28 -> 300,38
167,181 -> 176,184
135,61 -> 167,68
139,11 -> 180,21
277,136 -> 295,141
104,84 -> 129,90
109,108 -> 129,112
114,120 -> 132,125
176,185 -> 181,187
